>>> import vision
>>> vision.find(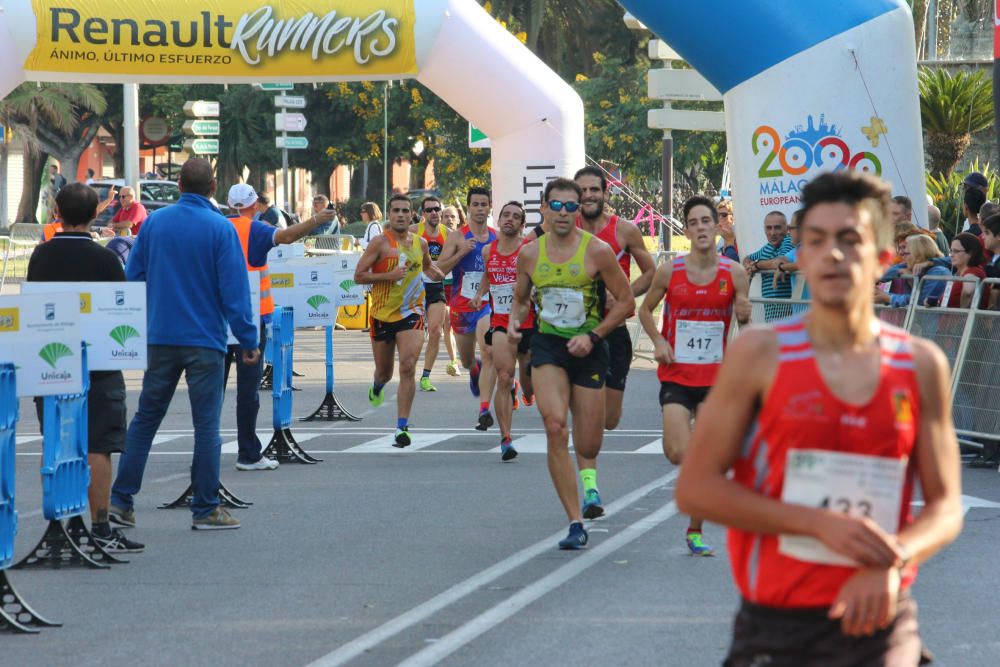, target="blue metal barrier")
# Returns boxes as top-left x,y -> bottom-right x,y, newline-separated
0,363 -> 16,569
263,307 -> 320,464
41,356 -> 91,521
301,326 -> 360,422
